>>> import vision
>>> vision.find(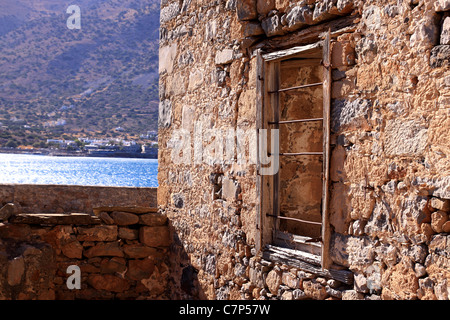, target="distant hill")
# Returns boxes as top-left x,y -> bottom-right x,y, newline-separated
0,0 -> 160,147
